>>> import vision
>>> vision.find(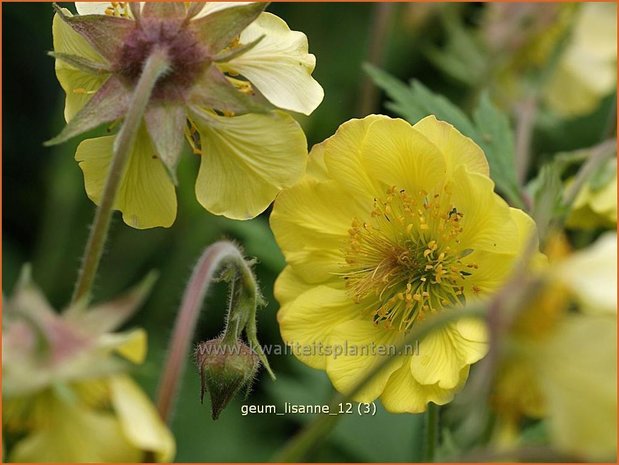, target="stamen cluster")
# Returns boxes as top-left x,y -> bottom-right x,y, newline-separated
344,186 -> 479,331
